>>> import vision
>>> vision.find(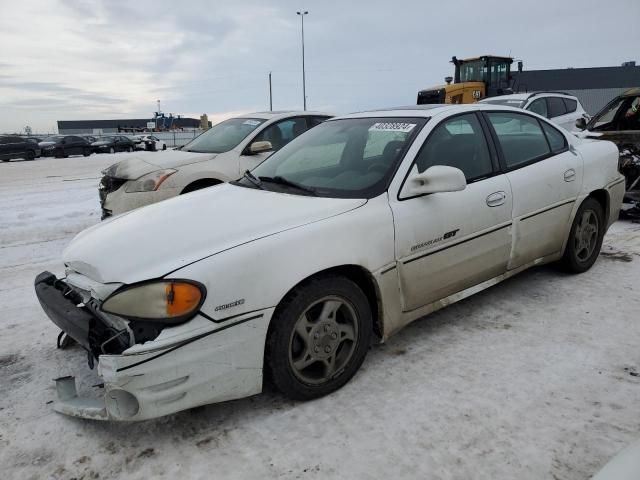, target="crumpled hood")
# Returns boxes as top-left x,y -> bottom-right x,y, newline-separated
64,184 -> 366,284
103,150 -> 215,180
